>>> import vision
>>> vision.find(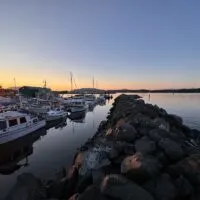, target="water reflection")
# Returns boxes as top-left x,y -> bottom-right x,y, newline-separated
46,117 -> 67,130
0,128 -> 46,175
